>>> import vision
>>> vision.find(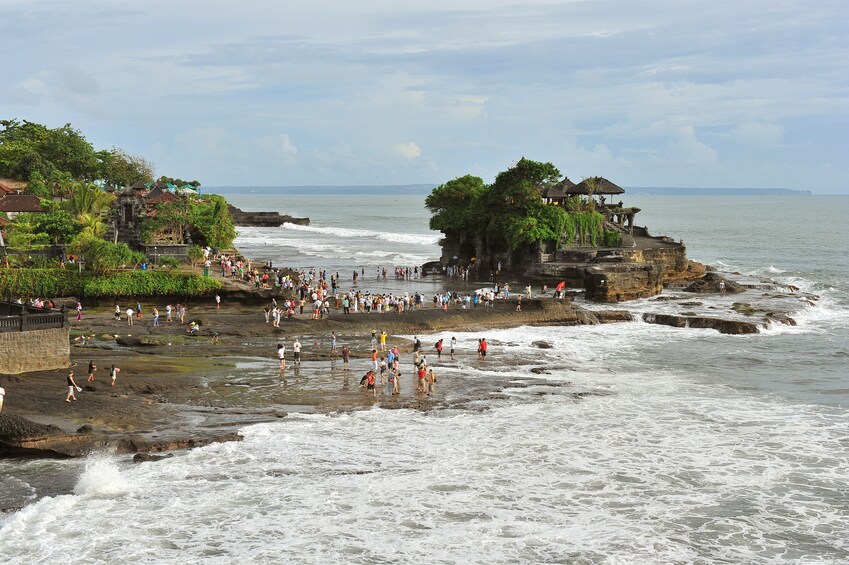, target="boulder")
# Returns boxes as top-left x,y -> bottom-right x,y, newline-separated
683,272 -> 745,294
133,452 -> 174,463
642,313 -> 759,334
